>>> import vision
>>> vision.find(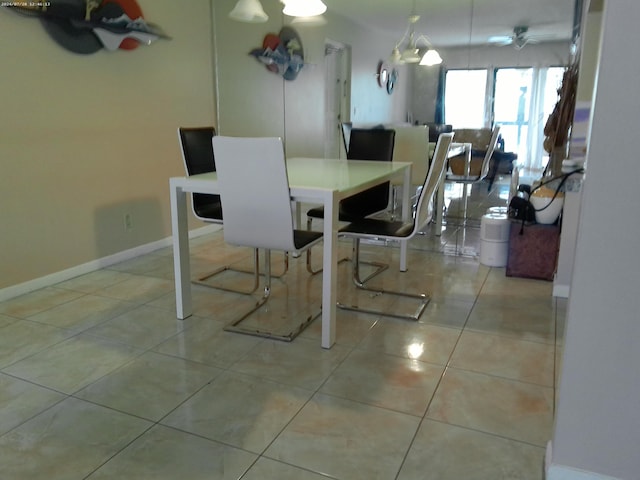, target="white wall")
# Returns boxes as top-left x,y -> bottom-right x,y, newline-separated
547,0 -> 640,478
212,0 -> 412,158
0,0 -> 215,291
1,1 -> 412,297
